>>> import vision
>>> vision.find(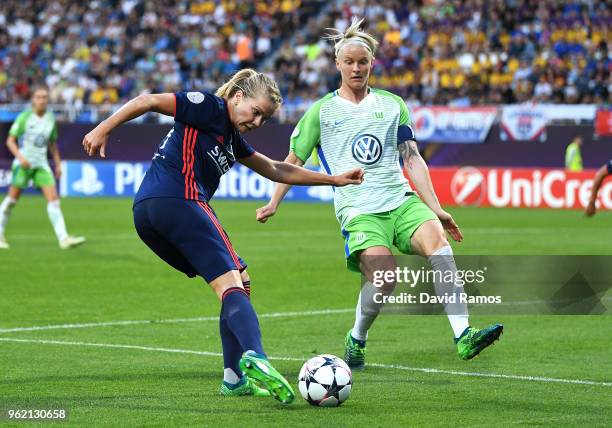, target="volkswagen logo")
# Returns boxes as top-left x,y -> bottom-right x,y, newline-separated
352,134 -> 382,165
